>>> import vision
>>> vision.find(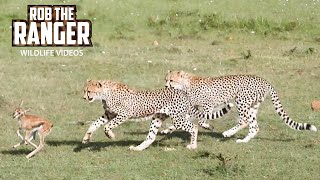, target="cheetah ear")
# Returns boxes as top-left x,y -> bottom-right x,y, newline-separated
179,71 -> 186,77
87,79 -> 91,82
97,81 -> 102,88
19,100 -> 24,107
167,70 -> 171,73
